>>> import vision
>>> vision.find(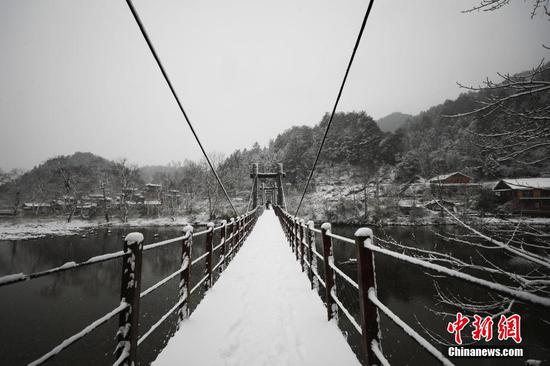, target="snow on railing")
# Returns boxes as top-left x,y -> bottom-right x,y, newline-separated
329,260 -> 359,290
327,231 -> 355,245
332,291 -> 361,334
28,301 -> 129,366
368,288 -> 454,366
371,340 -> 391,366
362,241 -> 550,308
0,250 -> 126,287
273,205 -> 550,366
137,293 -> 188,346
12,208 -> 260,366
190,274 -> 210,295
